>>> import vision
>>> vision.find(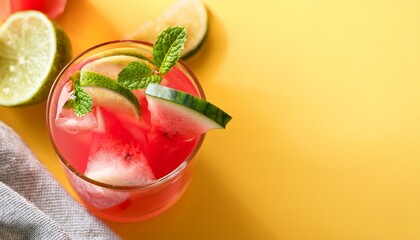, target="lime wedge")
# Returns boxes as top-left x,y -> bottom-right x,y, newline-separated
92,48 -> 154,64
125,0 -> 207,59
81,55 -> 154,80
0,10 -> 72,106
80,71 -> 141,120
145,83 -> 232,136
